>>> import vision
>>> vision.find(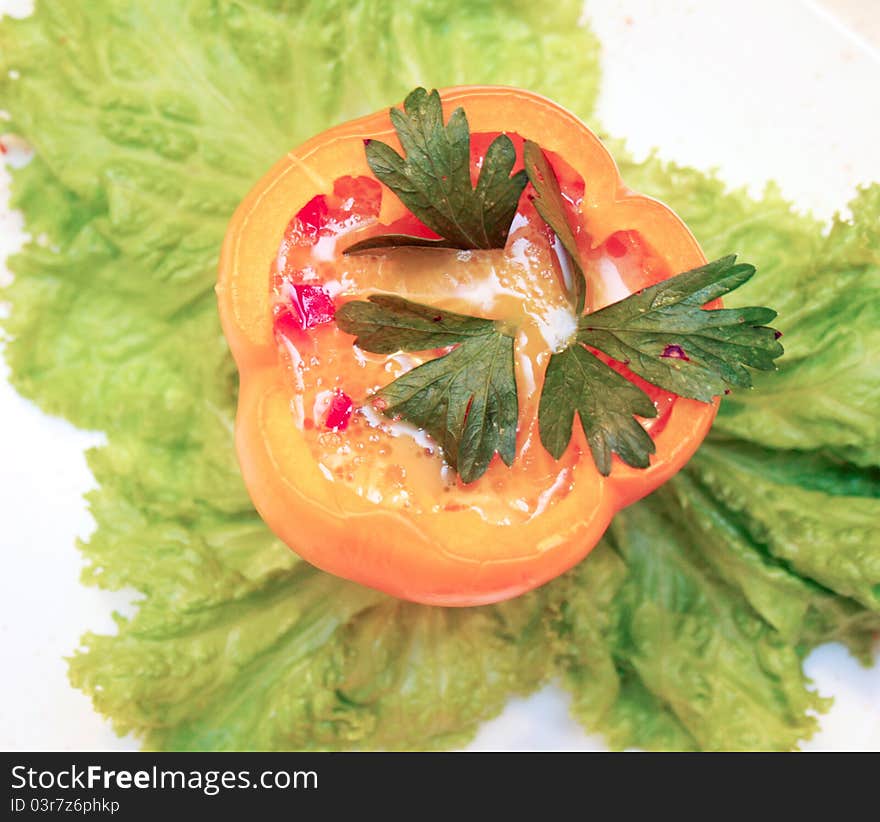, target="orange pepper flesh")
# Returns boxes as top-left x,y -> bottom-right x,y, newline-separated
217,87 -> 718,606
